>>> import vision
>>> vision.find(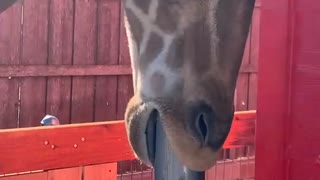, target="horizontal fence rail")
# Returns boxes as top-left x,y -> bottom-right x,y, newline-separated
0,110 -> 256,175
0,64 -> 257,78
